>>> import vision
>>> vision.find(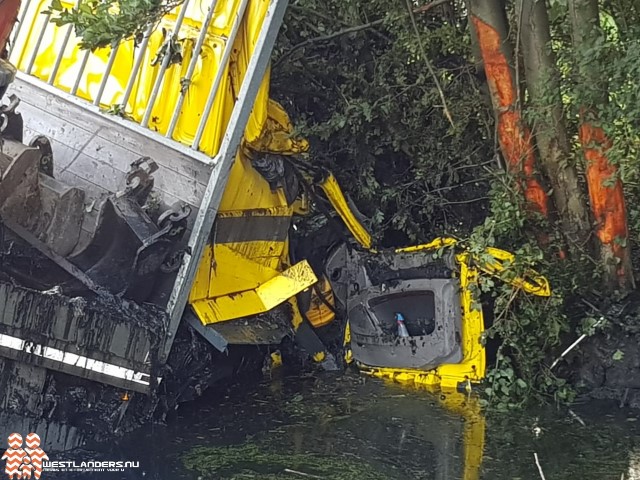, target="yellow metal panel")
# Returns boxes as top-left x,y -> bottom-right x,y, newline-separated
304,275 -> 336,329
192,260 -> 317,324
319,173 -> 372,250
206,243 -> 282,299
190,240 -> 289,303
397,237 -> 458,253
216,205 -> 294,219
247,100 -> 310,154
288,296 -> 304,330
255,260 -> 316,308
192,290 -> 272,323
233,0 -> 270,144
480,246 -> 551,296
191,244 -> 215,302
219,152 -> 289,211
